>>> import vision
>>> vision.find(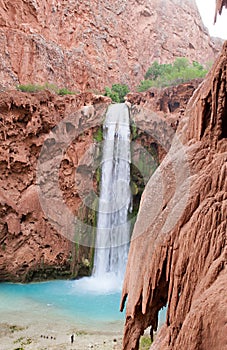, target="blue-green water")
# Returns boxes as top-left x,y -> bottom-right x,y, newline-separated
0,277 -> 124,332
0,276 -> 166,333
